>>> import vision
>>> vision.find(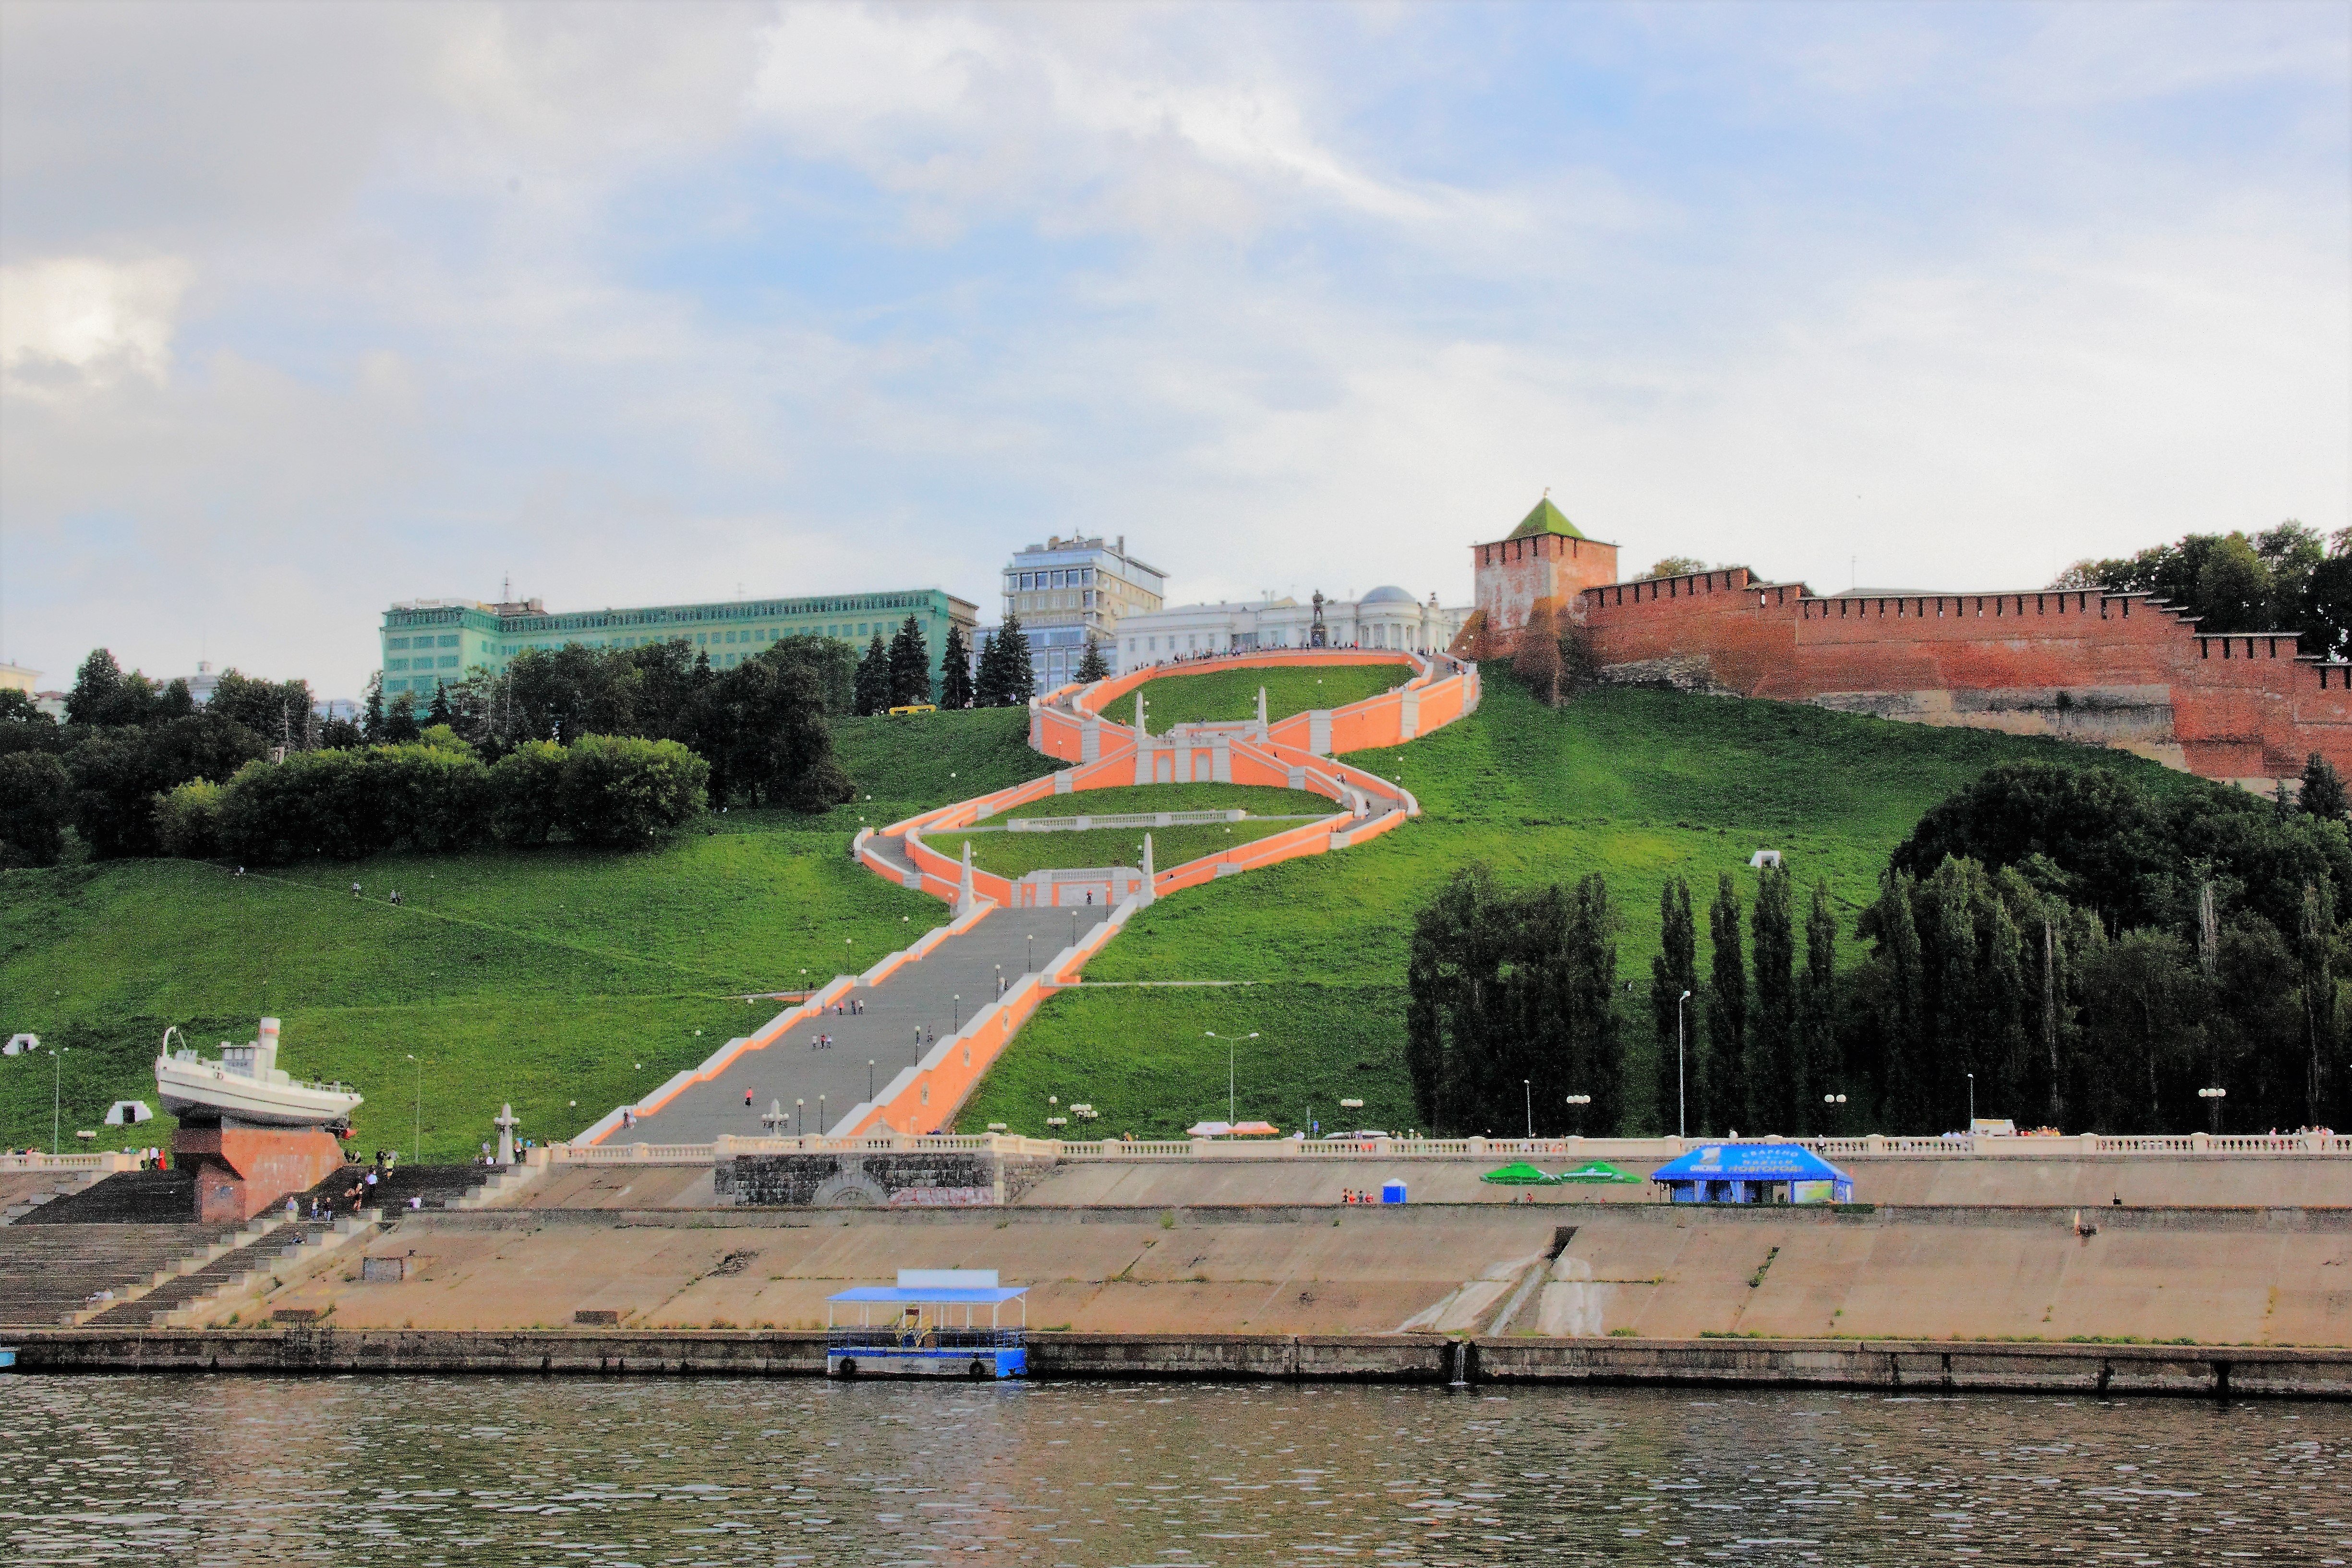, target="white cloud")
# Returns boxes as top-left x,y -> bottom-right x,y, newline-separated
0,257 -> 193,393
